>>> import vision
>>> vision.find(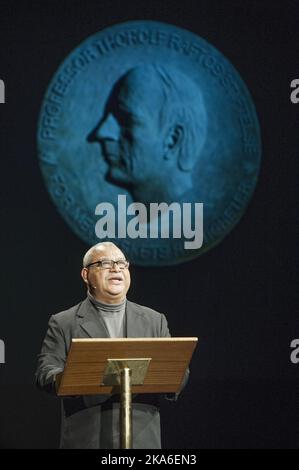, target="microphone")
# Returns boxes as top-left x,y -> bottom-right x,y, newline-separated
88,282 -> 96,290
